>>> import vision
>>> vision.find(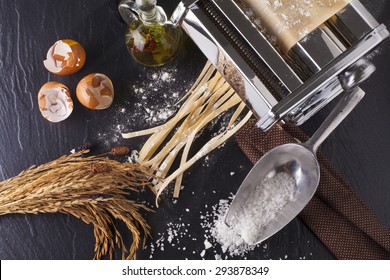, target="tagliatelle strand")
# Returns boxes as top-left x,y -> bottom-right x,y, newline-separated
229,102 -> 247,128
153,111 -> 253,204
122,62 -> 253,201
140,74 -> 227,166
173,97 -> 245,198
